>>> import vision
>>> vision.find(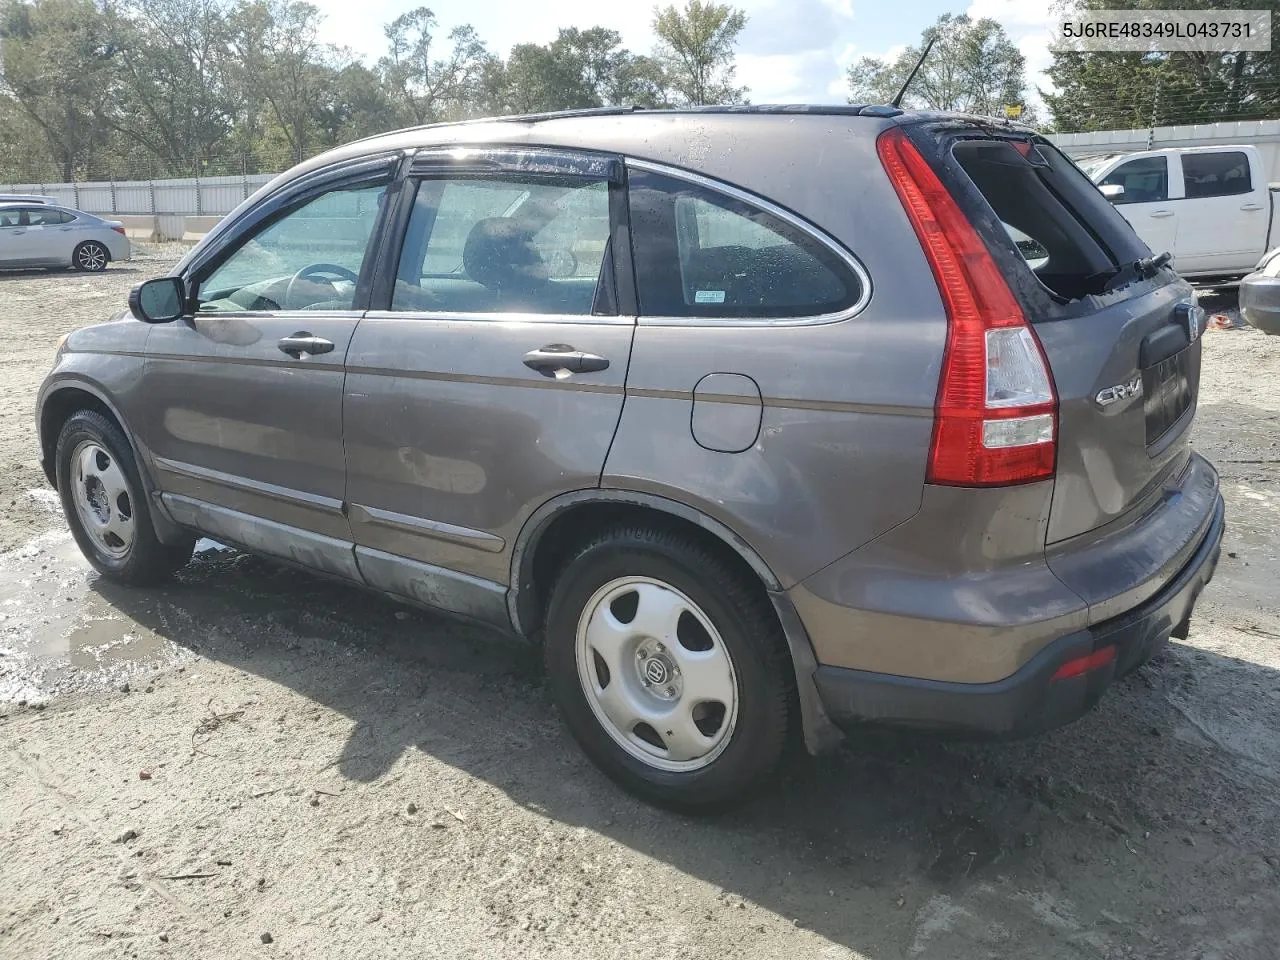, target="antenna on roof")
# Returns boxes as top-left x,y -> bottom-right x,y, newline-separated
890,35 -> 936,109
